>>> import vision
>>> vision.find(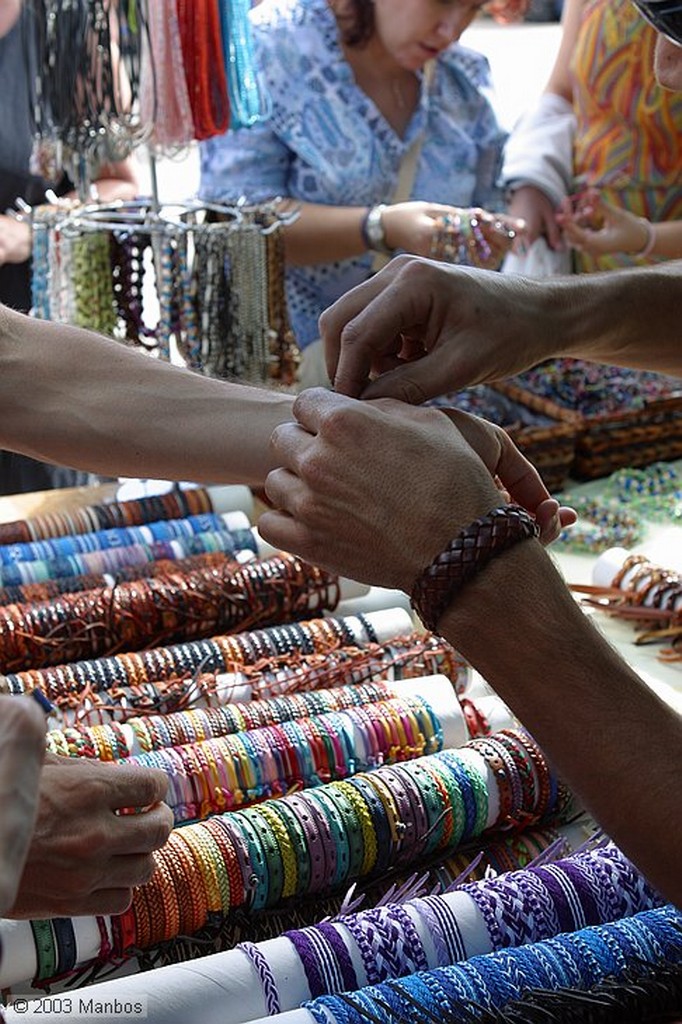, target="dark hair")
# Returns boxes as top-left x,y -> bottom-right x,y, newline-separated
334,0 -> 375,47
